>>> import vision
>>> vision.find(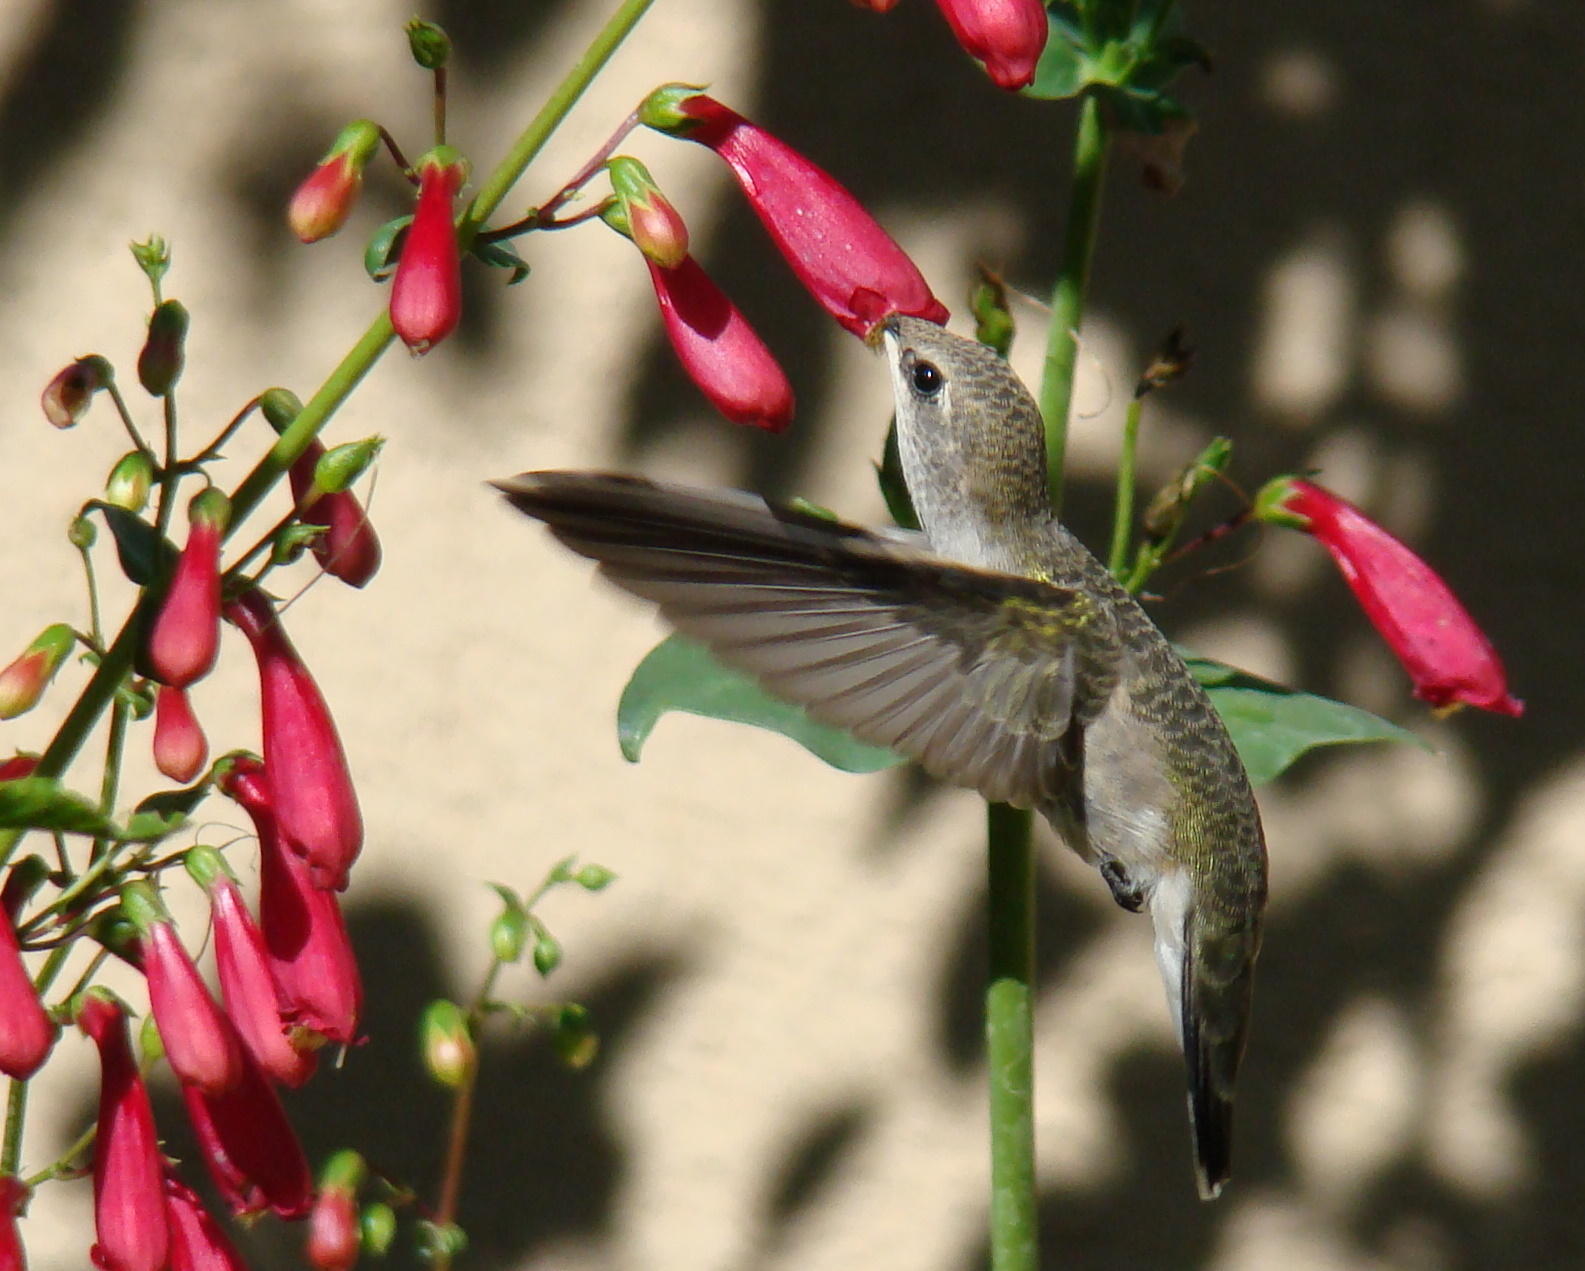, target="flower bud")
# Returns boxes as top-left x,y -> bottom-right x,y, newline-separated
0,908 -> 54,1080
390,147 -> 468,355
553,1003 -> 598,1069
163,1175 -> 248,1271
644,255 -> 795,431
1254,477 -> 1523,717
0,624 -> 75,720
489,904 -> 528,964
122,881 -> 244,1095
307,1151 -> 365,1271
532,933 -> 561,977
41,354 -> 113,428
360,1203 -> 397,1257
225,591 -> 363,889
69,514 -> 98,550
137,299 -> 189,397
651,93 -> 948,336
147,488 -> 229,689
153,685 -> 207,784
311,439 -> 384,495
405,19 -> 452,69
189,847 -> 317,1087
933,0 -> 1049,90
78,989 -> 170,1271
1,853 -> 48,921
1,1176 -> 28,1271
573,863 -> 616,891
606,157 -> 689,269
104,452 -> 155,514
220,757 -> 362,1046
289,120 -> 381,244
420,999 -> 475,1088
